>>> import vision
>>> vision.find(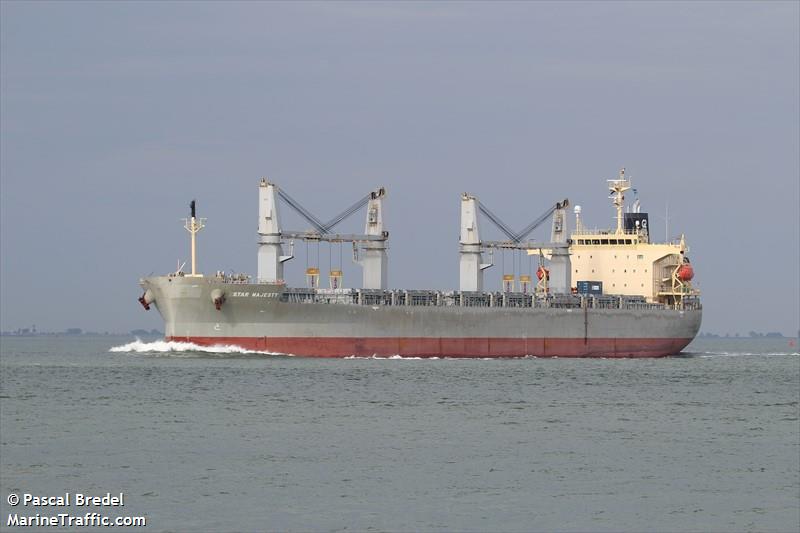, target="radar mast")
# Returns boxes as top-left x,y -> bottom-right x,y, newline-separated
607,168 -> 631,235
